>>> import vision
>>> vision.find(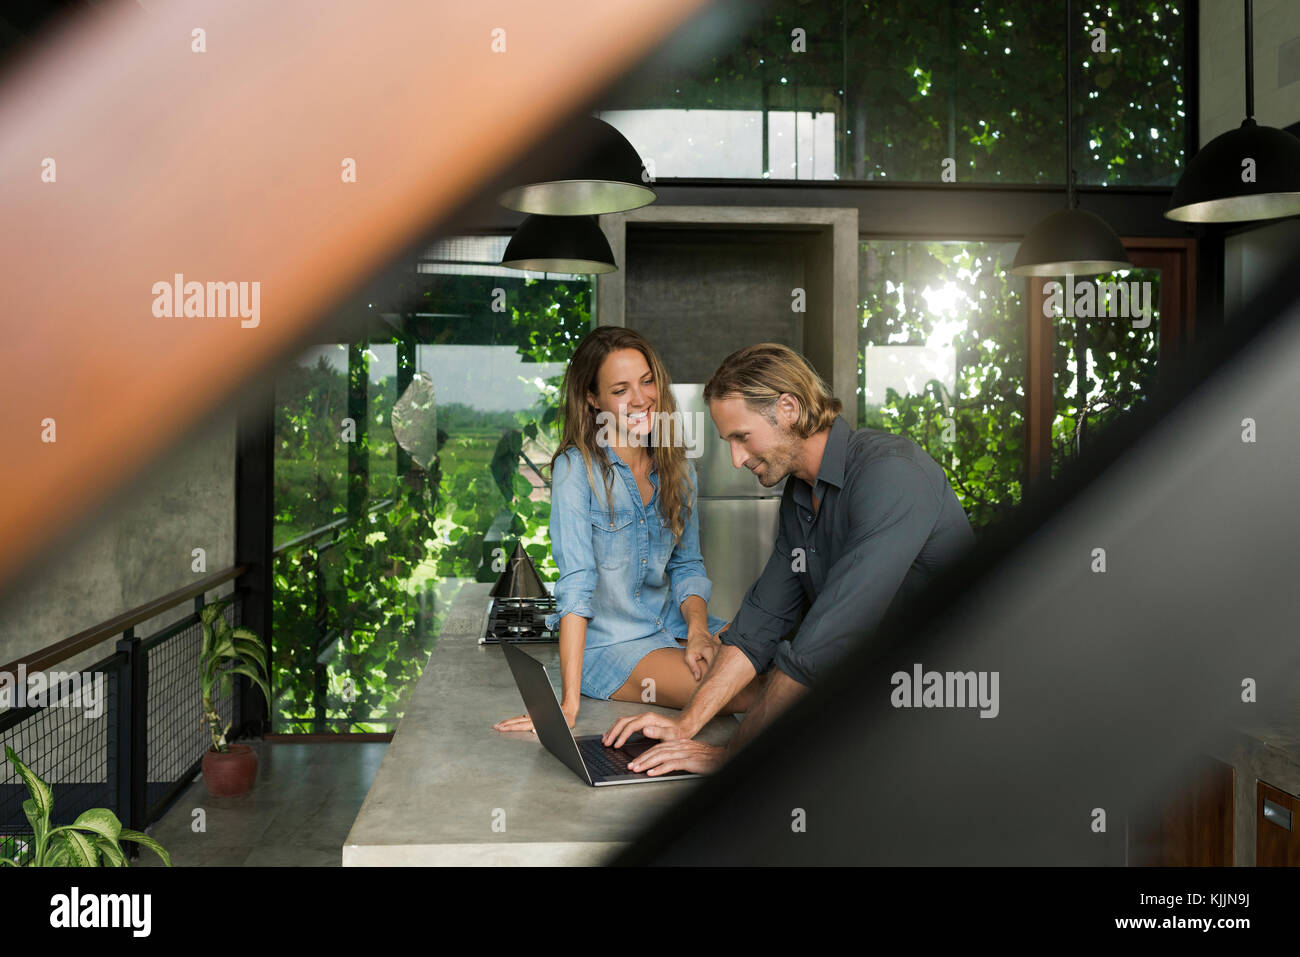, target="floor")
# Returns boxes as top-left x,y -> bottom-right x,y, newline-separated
135,740 -> 386,866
